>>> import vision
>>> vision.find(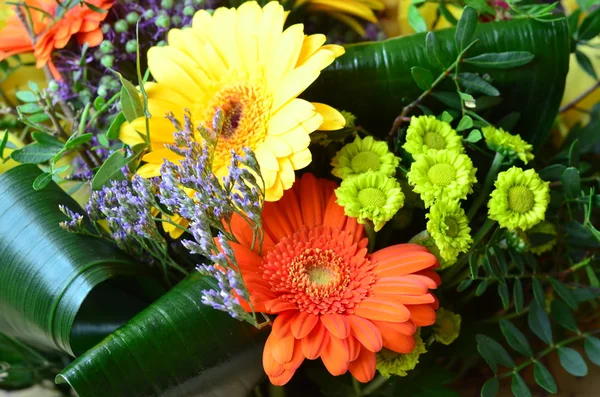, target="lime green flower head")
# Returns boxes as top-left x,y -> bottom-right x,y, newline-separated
426,199 -> 473,266
528,221 -> 557,255
376,331 -> 427,378
331,135 -> 400,179
482,126 -> 534,164
433,308 -> 461,345
403,115 -> 464,157
407,149 -> 477,208
488,167 -> 550,231
335,171 -> 405,231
